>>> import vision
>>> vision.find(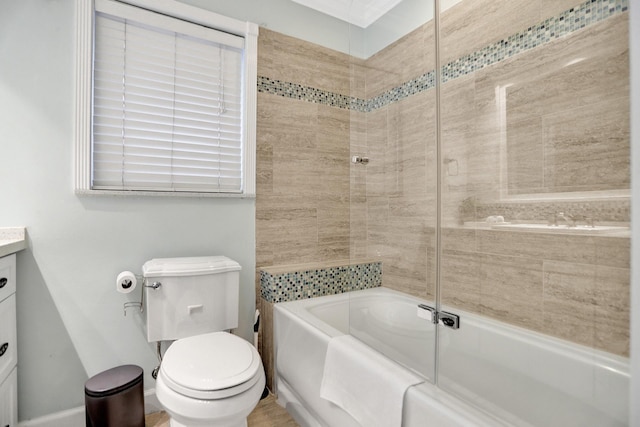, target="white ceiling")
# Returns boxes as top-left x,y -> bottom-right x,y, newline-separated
291,0 -> 404,28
